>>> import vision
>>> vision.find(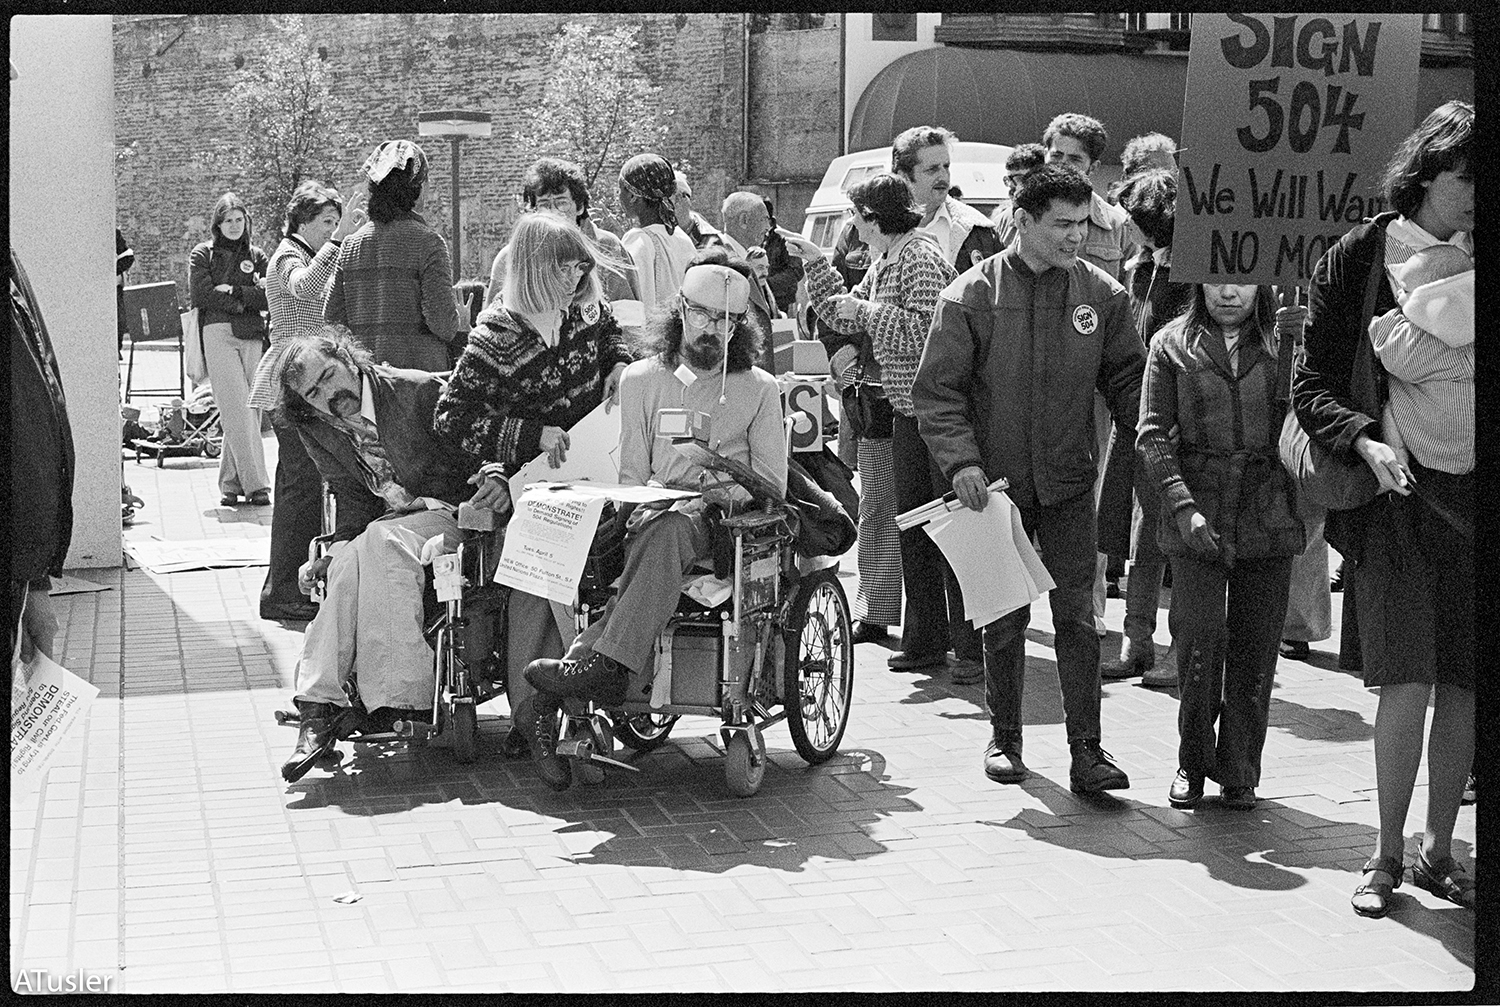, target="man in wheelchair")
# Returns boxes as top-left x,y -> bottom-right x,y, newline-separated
248,325 -> 509,782
522,254 -> 789,789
